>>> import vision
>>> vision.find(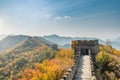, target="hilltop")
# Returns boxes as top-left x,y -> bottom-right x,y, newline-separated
0,35 -> 29,51
0,35 -> 56,51
0,35 -> 57,79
